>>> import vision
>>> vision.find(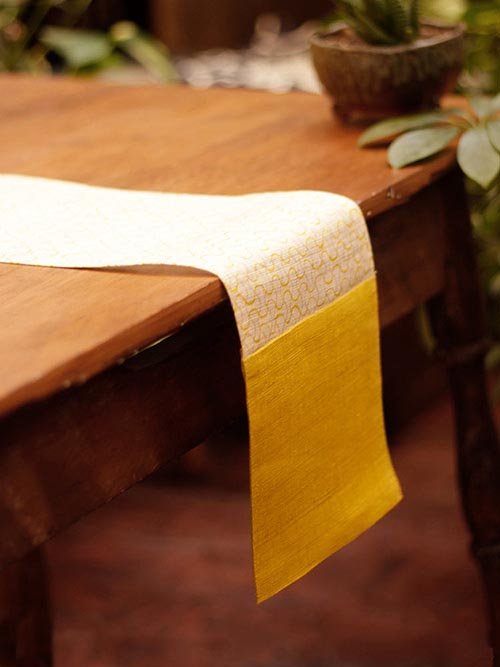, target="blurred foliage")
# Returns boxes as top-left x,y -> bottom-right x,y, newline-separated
469,162 -> 500,390
461,2 -> 500,386
462,0 -> 500,95
423,0 -> 500,388
420,0 -> 467,22
401,0 -> 500,96
0,0 -> 175,81
334,0 -> 420,45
